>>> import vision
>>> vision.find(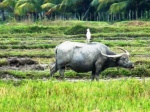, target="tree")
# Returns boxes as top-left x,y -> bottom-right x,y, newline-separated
41,0 -> 62,15
0,0 -> 150,21
14,0 -> 44,20
44,0 -> 91,20
0,0 -> 17,21
0,0 -> 6,21
98,0 -> 150,19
